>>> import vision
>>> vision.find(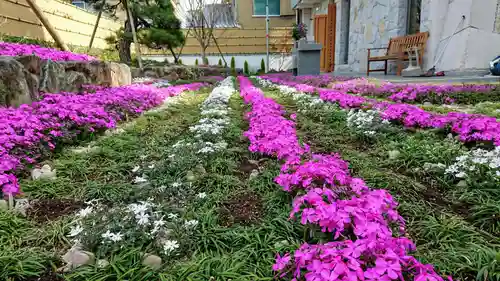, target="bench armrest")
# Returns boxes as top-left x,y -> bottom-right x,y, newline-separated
367,47 -> 387,50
